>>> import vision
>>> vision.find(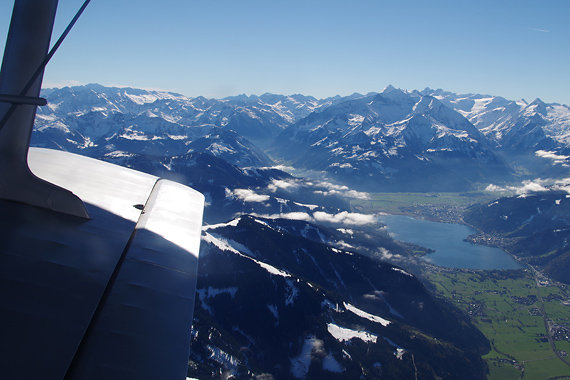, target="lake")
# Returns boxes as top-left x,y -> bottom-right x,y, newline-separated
378,214 -> 522,270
